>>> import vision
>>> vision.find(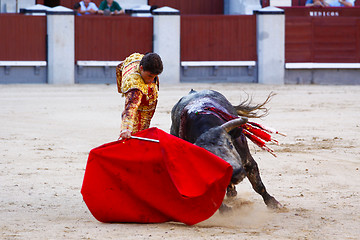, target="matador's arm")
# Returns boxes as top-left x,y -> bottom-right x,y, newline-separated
120,89 -> 143,134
